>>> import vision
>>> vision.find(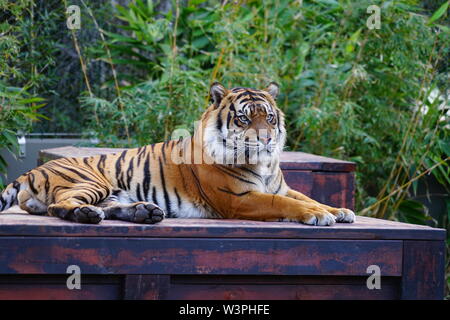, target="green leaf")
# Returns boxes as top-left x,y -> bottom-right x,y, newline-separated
428,1 -> 449,25
192,36 -> 210,49
2,130 -> 18,147
17,97 -> 45,104
397,200 -> 434,226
